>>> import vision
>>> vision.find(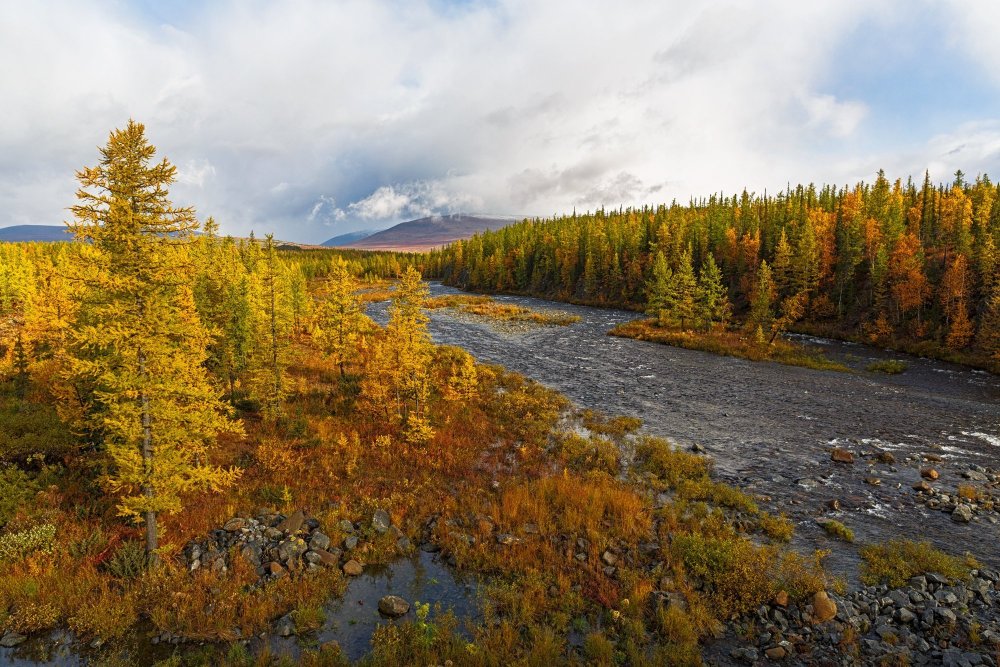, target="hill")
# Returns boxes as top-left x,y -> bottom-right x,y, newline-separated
336,214 -> 517,251
321,229 -> 378,247
0,224 -> 71,242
